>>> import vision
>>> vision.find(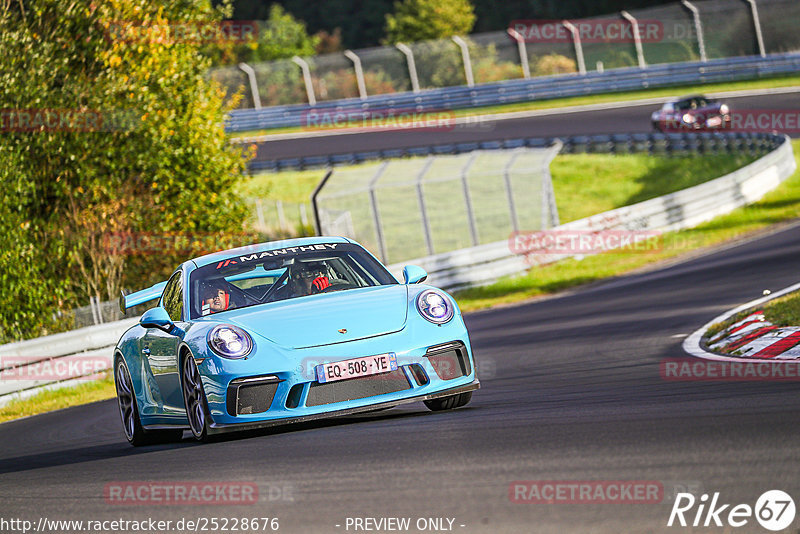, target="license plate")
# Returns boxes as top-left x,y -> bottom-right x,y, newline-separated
315,353 -> 398,383
707,116 -> 722,127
